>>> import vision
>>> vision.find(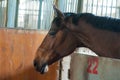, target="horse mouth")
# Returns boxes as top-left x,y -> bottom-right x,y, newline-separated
35,64 -> 49,74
